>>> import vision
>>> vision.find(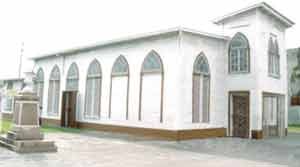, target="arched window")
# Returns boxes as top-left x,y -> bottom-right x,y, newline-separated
85,59 -> 102,119
66,63 -> 79,91
109,56 -> 129,120
268,37 -> 280,77
192,53 -> 210,123
139,50 -> 164,123
229,33 -> 250,73
35,68 -> 44,114
48,65 -> 60,115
